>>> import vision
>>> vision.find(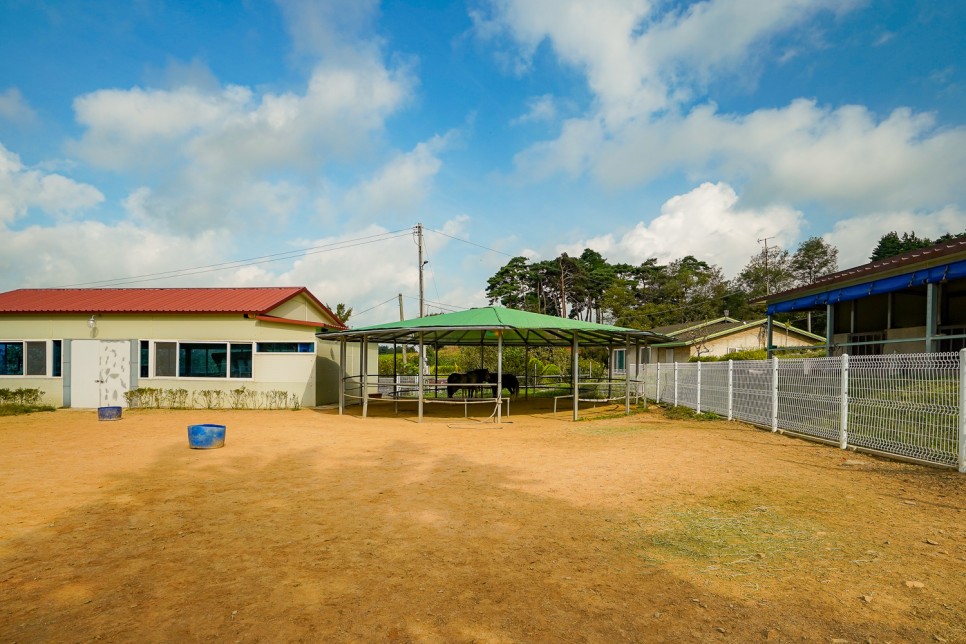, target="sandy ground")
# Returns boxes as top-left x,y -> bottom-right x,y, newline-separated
0,400 -> 964,643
